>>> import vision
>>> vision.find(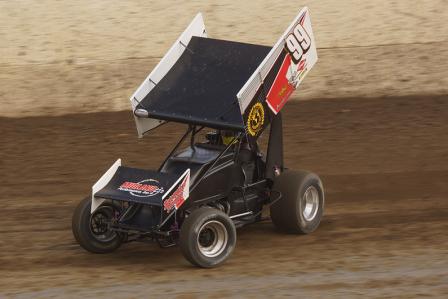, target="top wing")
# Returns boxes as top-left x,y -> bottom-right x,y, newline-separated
133,37 -> 270,131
